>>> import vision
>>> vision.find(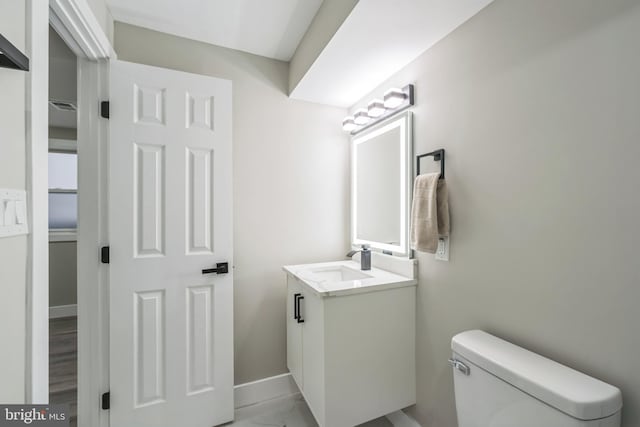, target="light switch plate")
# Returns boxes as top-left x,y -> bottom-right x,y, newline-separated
435,236 -> 449,261
0,189 -> 29,238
